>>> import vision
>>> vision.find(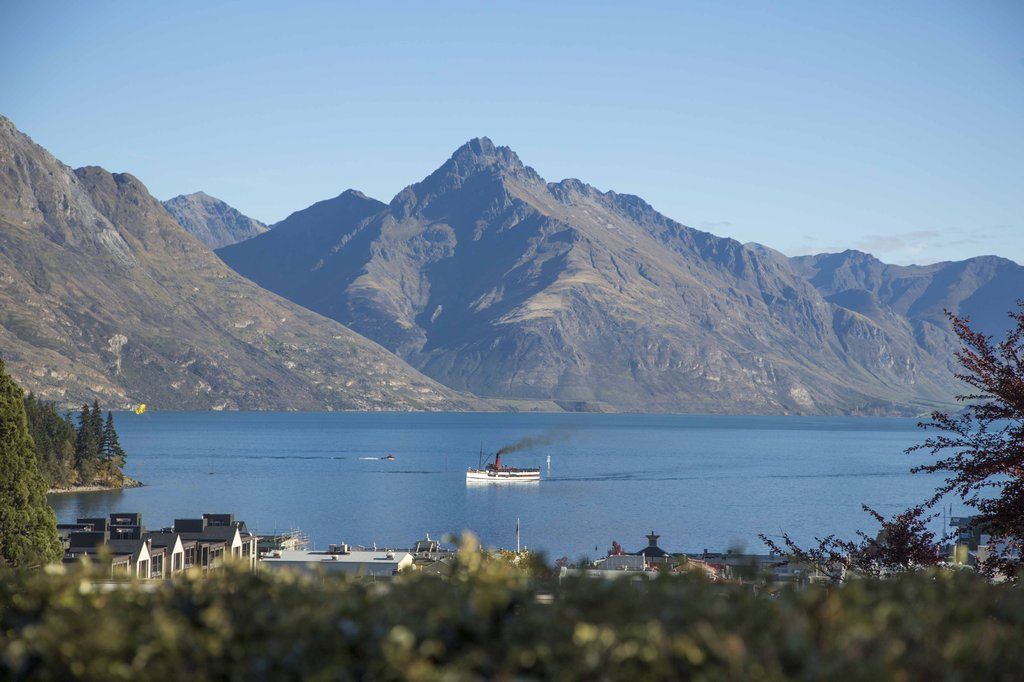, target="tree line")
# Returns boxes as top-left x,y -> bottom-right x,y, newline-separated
23,395 -> 127,489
